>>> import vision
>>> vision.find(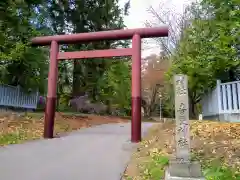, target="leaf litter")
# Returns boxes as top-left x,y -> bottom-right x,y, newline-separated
0,112 -> 129,146
124,120 -> 240,180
